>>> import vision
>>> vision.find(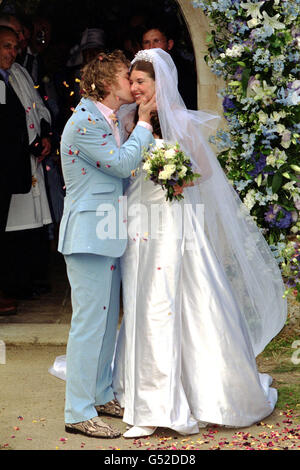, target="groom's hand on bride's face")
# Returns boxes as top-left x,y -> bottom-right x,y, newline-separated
138,94 -> 157,123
